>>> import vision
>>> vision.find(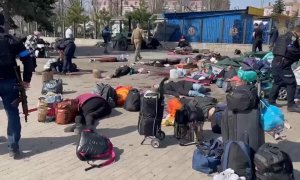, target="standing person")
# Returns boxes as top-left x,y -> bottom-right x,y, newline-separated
102,25 -> 111,54
0,14 -> 33,159
64,93 -> 112,134
269,25 -> 300,112
56,37 -> 76,74
65,26 -> 73,40
269,26 -> 279,51
131,24 -> 143,63
65,26 -> 77,58
24,31 -> 41,71
252,23 -> 263,52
